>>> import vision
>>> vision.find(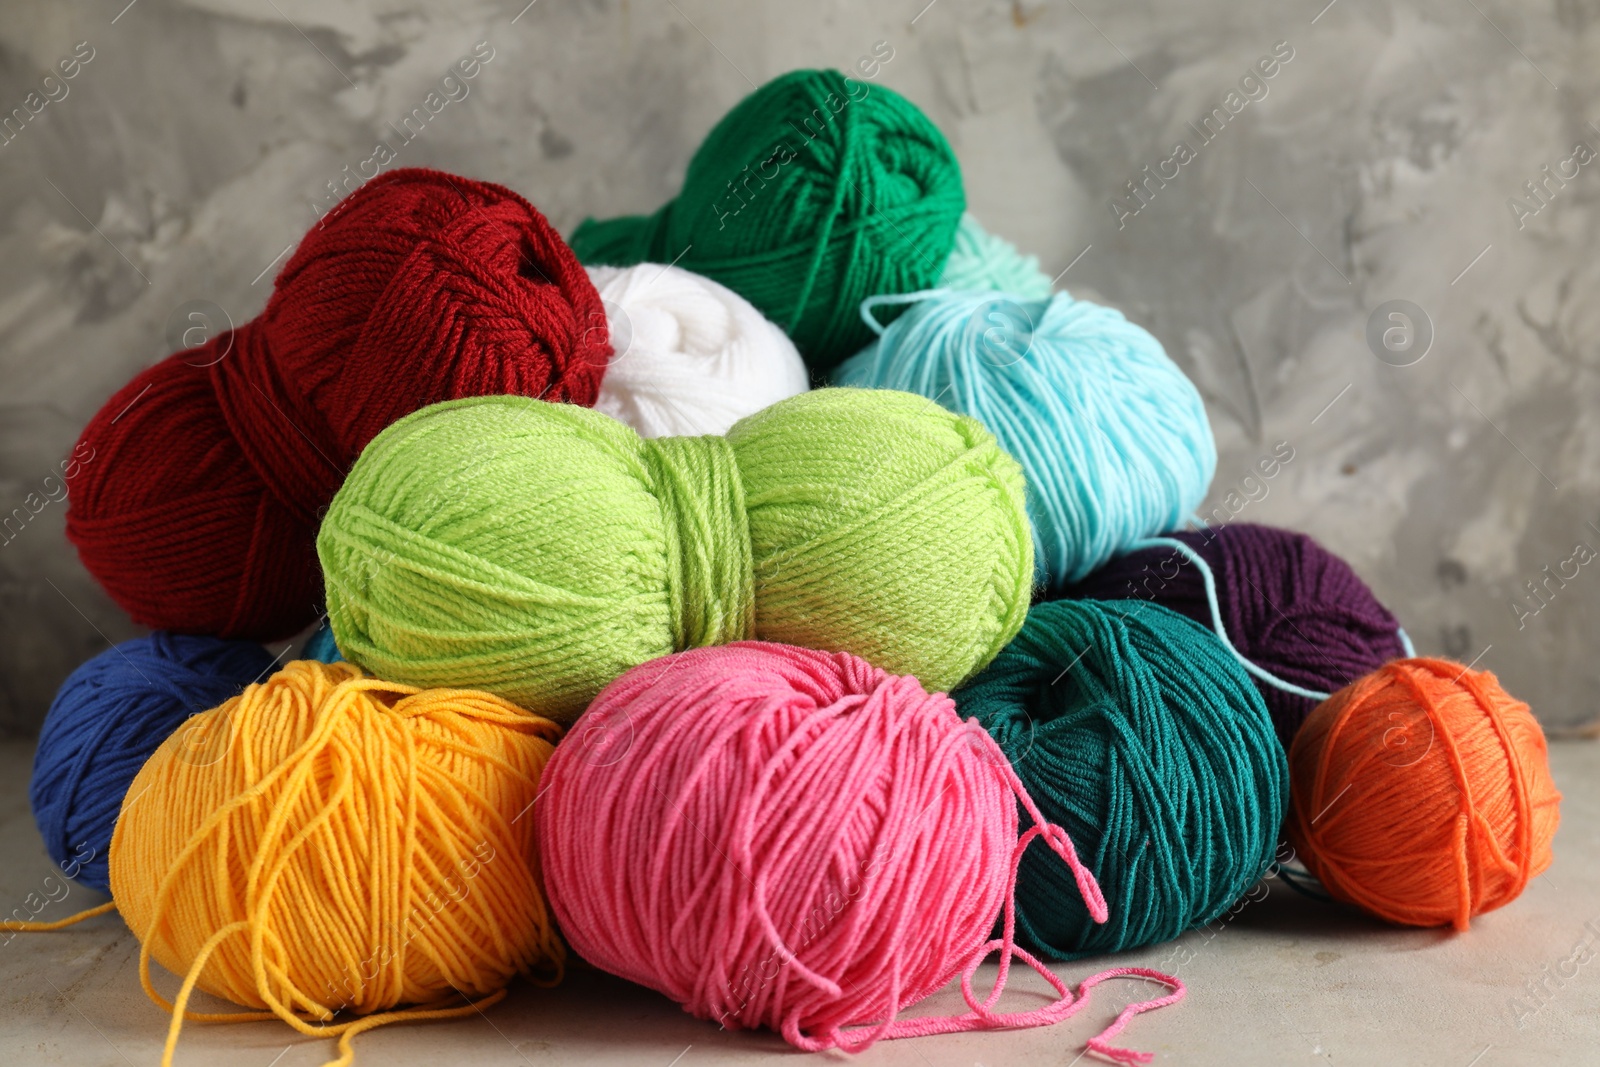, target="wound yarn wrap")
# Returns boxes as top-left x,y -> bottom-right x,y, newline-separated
1287,658 -> 1560,931
66,167 -> 610,640
589,263 -> 809,437
836,289 -> 1215,589
30,633 -> 279,893
569,69 -> 966,374
109,659 -> 565,1067
938,214 -> 1054,299
1064,524 -> 1408,748
318,388 -> 1033,723
953,599 -> 1288,960
537,642 -> 1184,1060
